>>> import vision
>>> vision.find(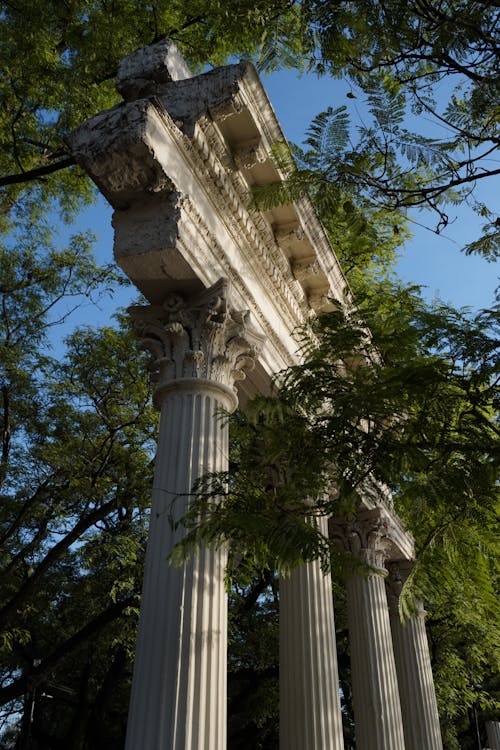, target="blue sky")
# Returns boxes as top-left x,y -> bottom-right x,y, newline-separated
66,65 -> 498,337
